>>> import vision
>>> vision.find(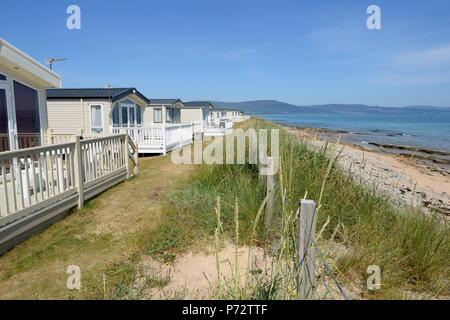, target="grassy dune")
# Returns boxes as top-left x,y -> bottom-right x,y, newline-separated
148,118 -> 449,299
